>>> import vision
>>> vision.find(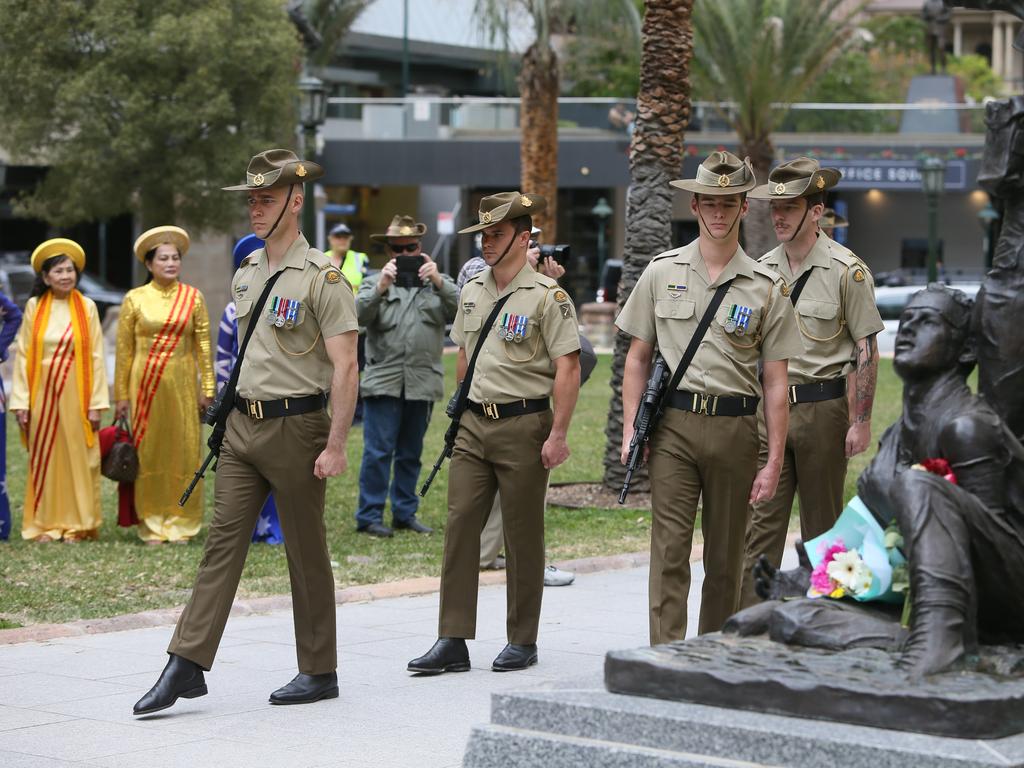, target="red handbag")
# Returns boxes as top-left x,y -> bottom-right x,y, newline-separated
99,416 -> 139,526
